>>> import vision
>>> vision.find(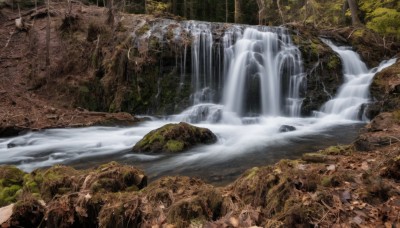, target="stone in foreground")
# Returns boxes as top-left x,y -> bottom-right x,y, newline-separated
132,122 -> 217,153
